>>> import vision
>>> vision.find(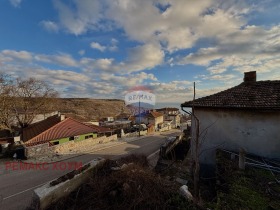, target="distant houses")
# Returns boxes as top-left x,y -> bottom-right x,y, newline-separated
156,107 -> 181,128
0,98 -> 182,157
181,71 -> 280,166
135,111 -> 164,131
